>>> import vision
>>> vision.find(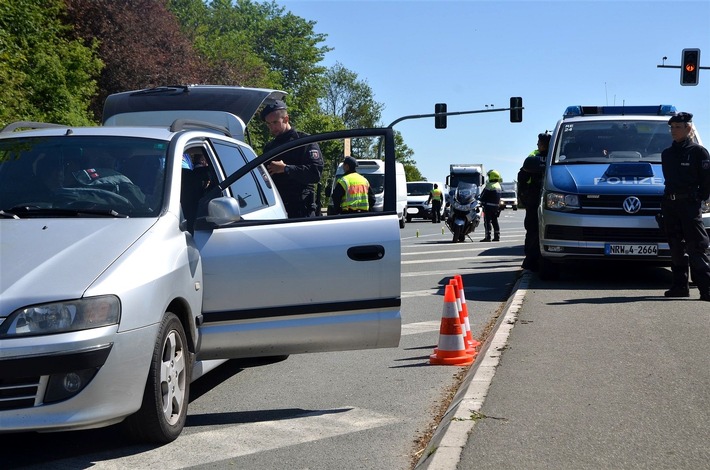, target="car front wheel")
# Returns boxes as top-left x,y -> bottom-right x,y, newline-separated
122,312 -> 191,443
